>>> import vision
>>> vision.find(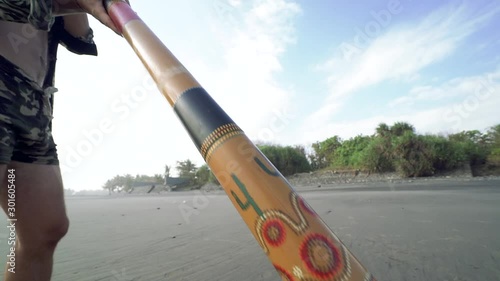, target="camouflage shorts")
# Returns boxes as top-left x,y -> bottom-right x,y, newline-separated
0,56 -> 58,165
